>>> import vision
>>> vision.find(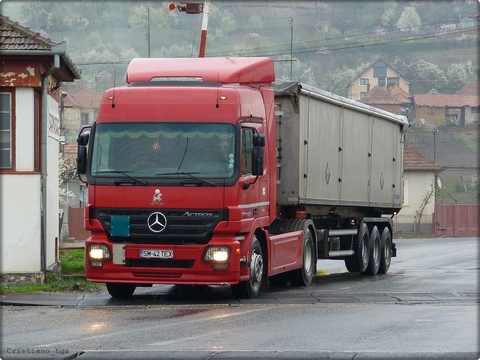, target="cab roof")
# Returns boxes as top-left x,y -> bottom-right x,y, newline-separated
126,57 -> 275,85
